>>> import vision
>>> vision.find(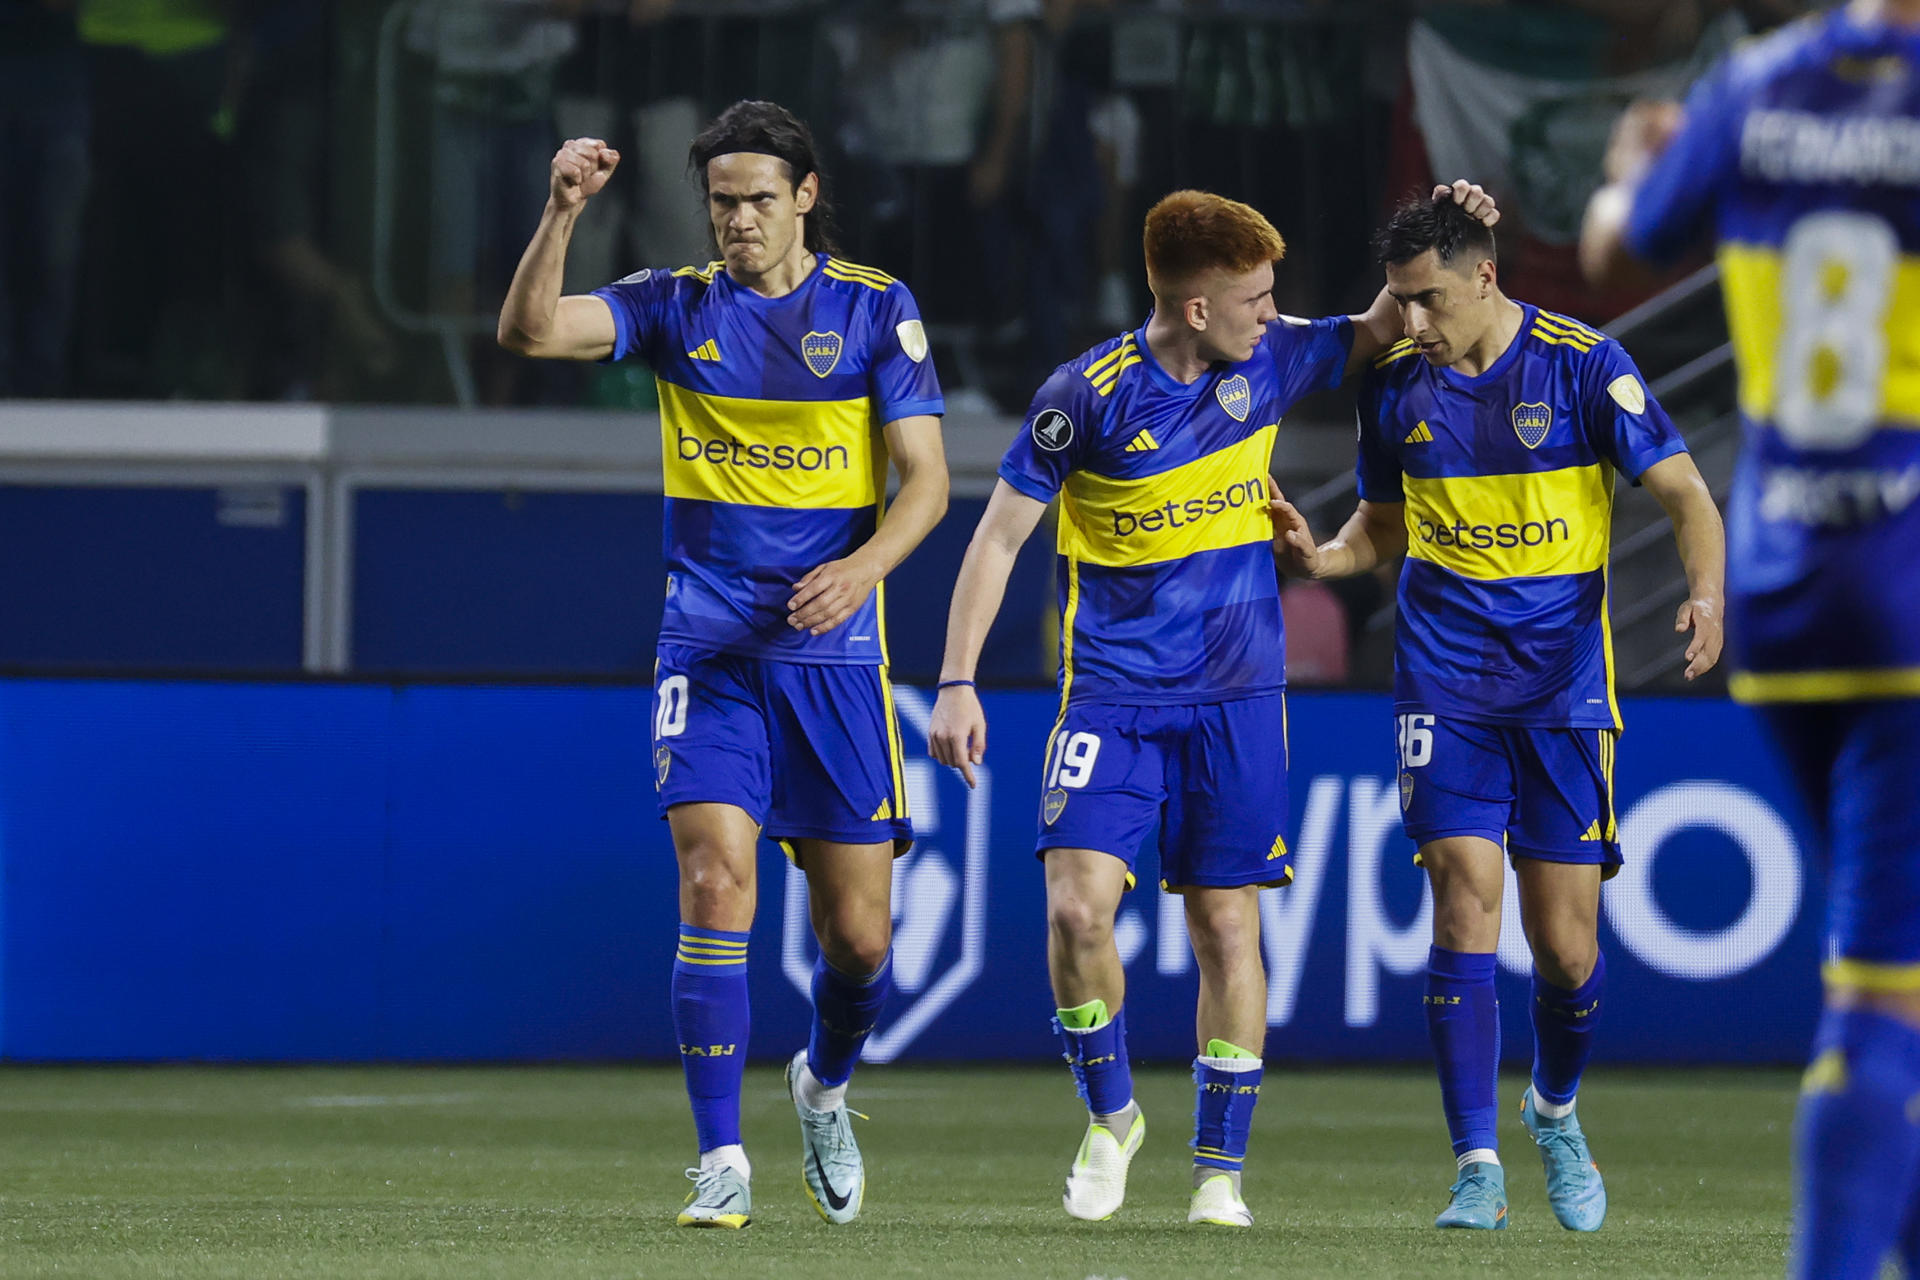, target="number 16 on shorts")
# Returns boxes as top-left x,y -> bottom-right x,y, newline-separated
1397,714 -> 1434,769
